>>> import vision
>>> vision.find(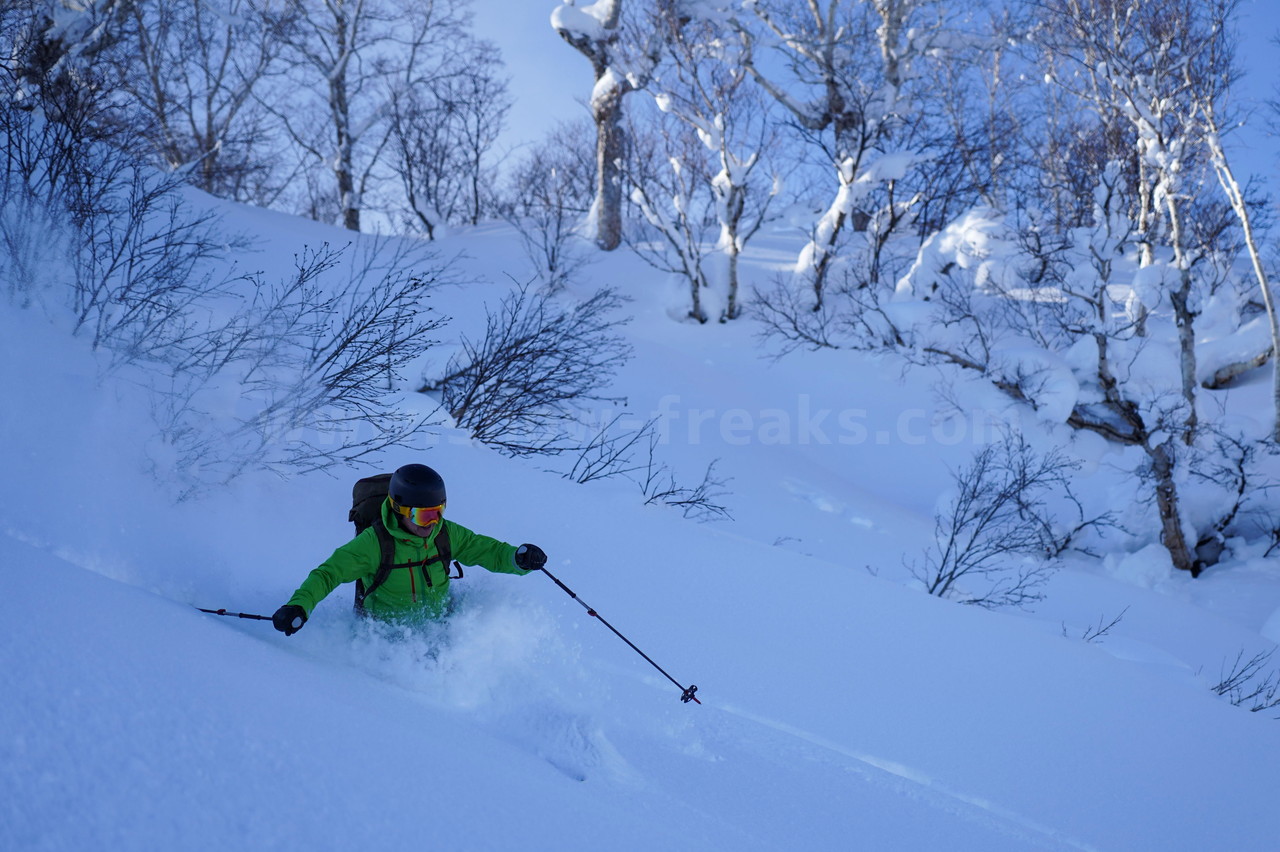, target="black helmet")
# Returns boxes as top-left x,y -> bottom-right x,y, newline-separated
389,464 -> 446,508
